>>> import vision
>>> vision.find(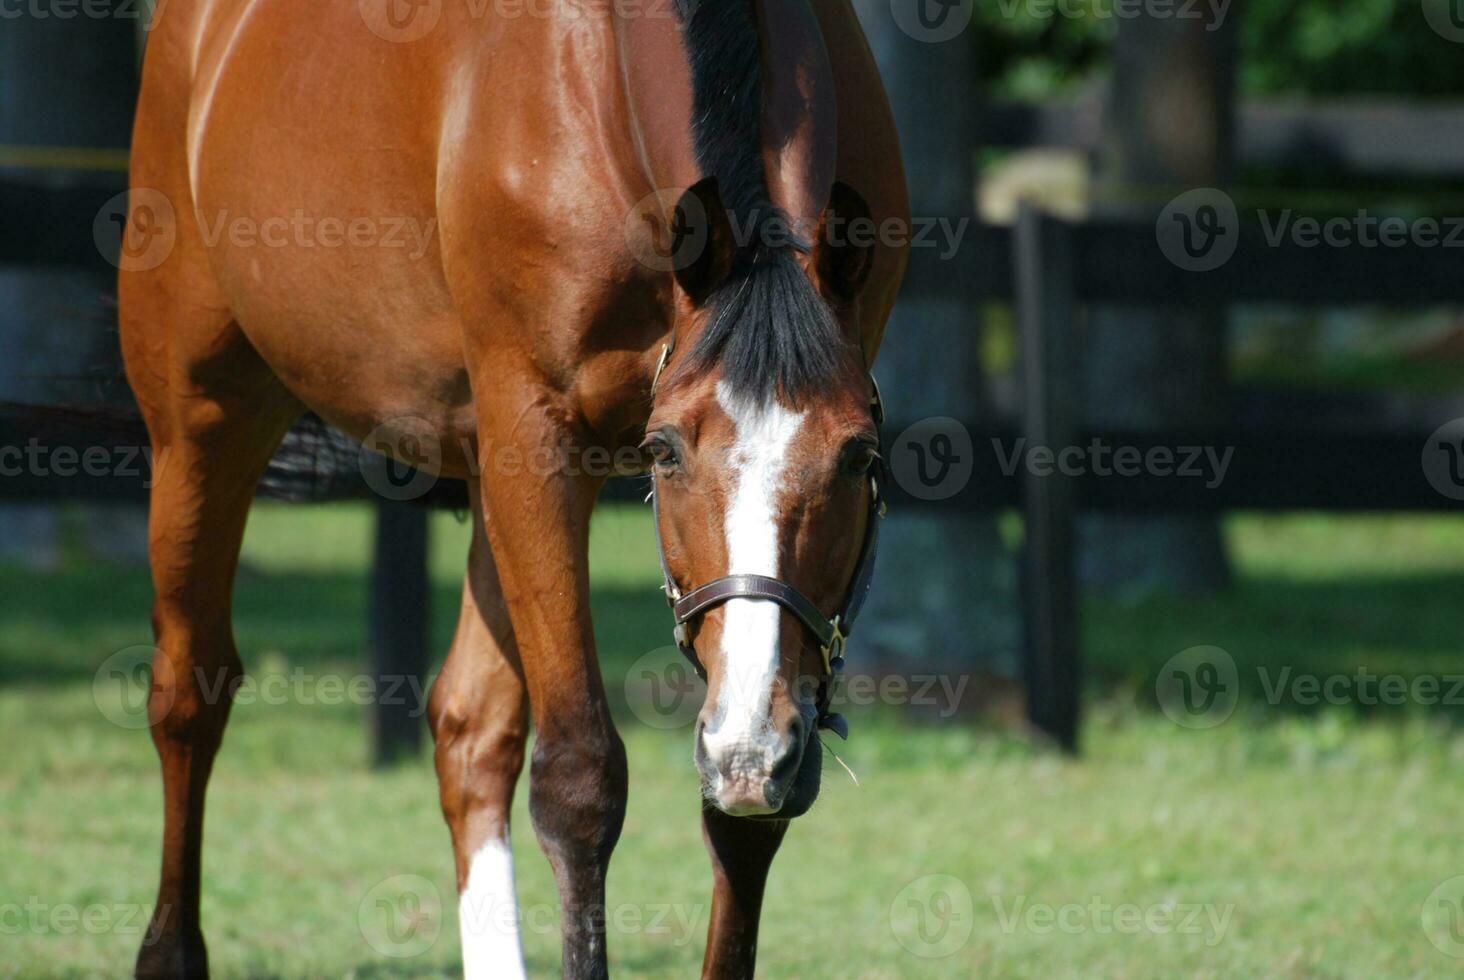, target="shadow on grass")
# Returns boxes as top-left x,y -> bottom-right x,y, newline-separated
343,945 -> 692,980
0,561 -> 667,711
1088,572 -> 1464,720
4,561 -> 1462,724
